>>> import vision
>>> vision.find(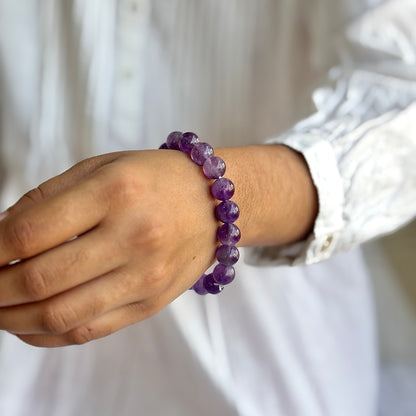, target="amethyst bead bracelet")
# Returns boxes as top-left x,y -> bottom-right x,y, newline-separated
160,131 -> 241,295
